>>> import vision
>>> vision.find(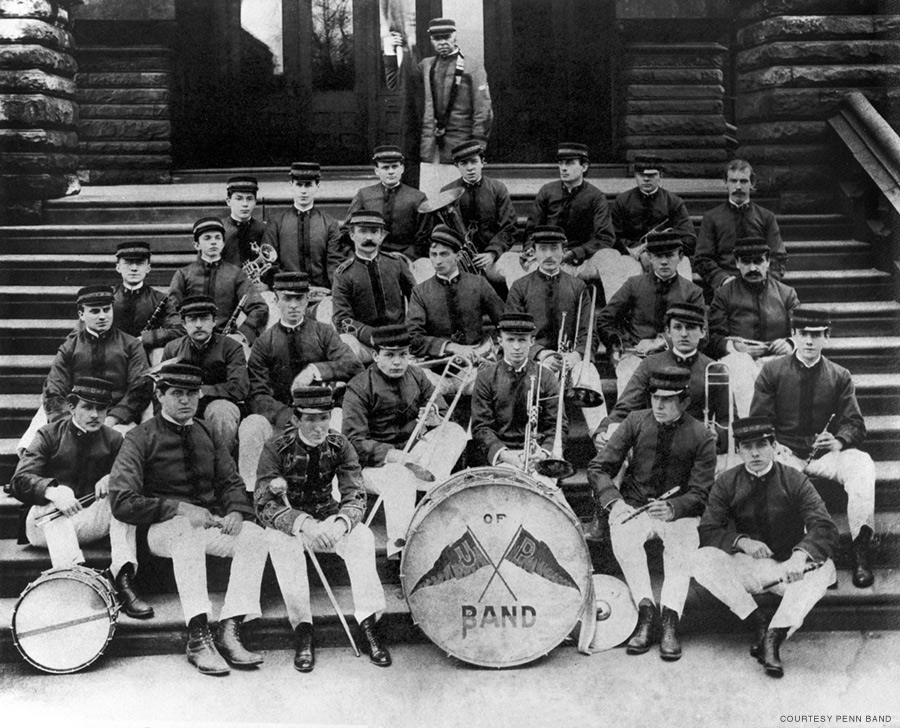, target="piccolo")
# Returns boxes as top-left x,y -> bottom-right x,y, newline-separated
621,486 -> 681,524
803,414 -> 836,470
35,493 -> 96,526
761,561 -> 823,590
